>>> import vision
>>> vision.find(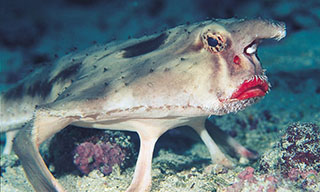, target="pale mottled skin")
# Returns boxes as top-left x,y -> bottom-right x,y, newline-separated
0,18 -> 285,192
